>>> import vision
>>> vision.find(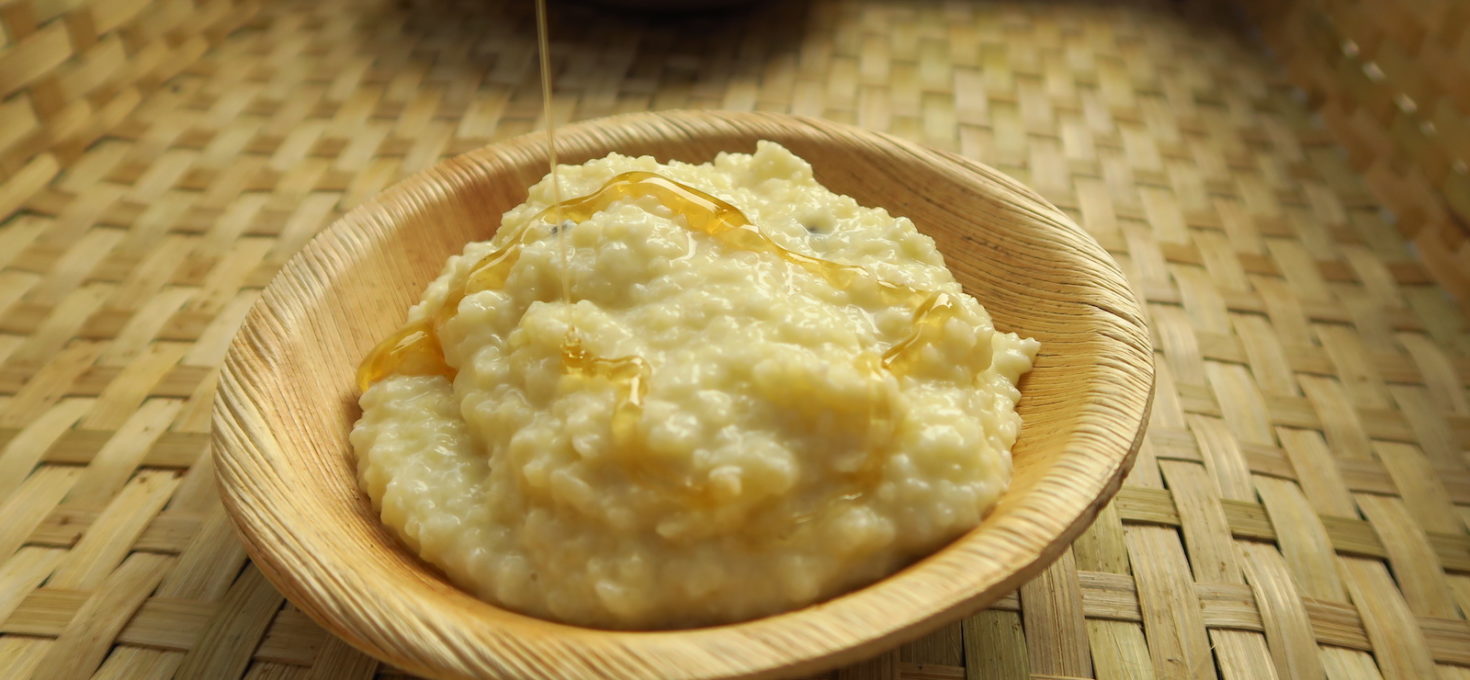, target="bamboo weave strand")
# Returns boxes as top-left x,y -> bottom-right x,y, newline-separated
1240,0 -> 1470,302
